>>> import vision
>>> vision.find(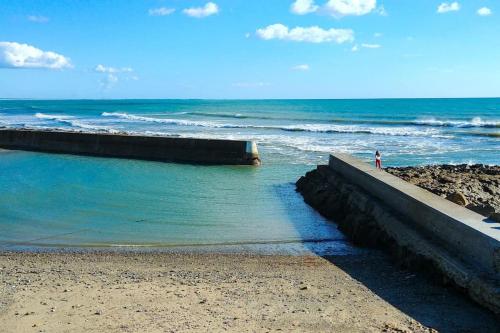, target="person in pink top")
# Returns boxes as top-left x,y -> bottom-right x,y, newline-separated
375,150 -> 382,169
